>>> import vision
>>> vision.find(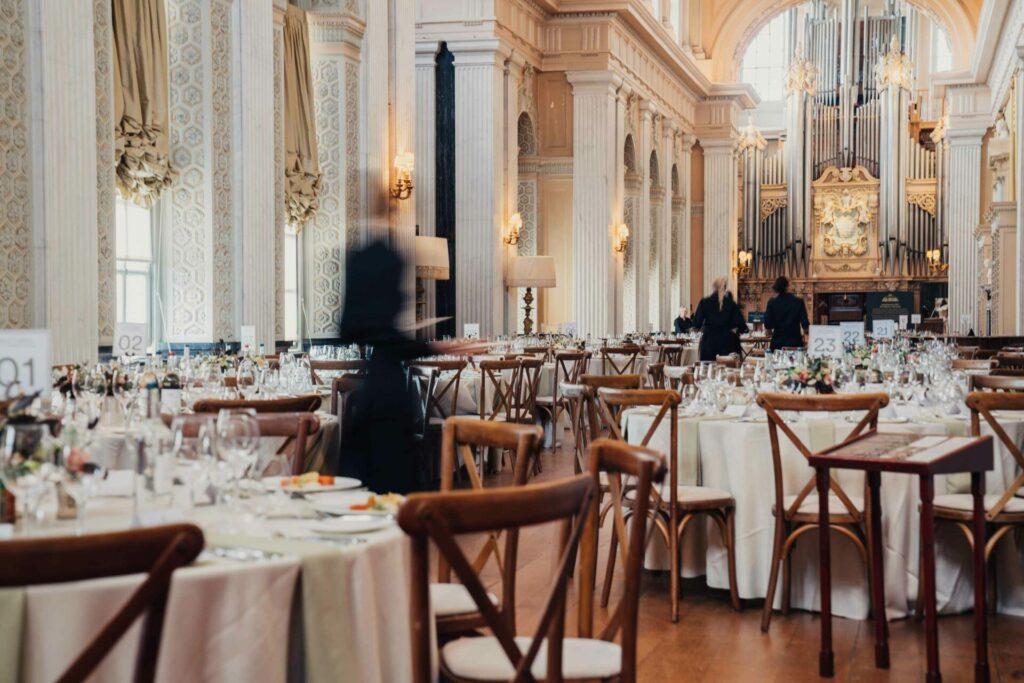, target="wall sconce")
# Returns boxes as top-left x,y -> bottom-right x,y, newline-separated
613,223 -> 630,253
733,249 -> 752,276
927,249 -> 949,273
390,152 -> 415,200
503,212 -> 523,247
